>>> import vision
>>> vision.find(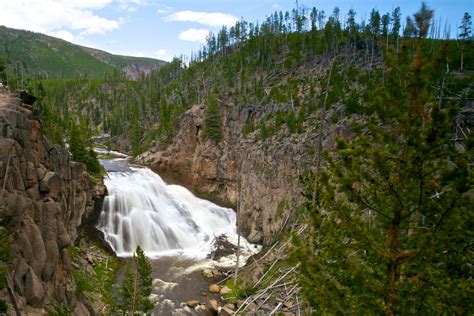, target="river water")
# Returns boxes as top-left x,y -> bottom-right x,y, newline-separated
96,153 -> 260,314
